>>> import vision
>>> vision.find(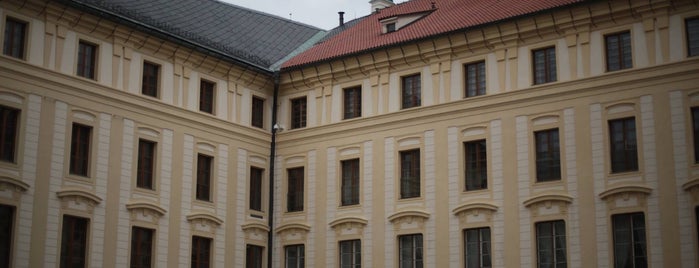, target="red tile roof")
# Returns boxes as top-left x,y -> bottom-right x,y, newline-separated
282,0 -> 583,68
